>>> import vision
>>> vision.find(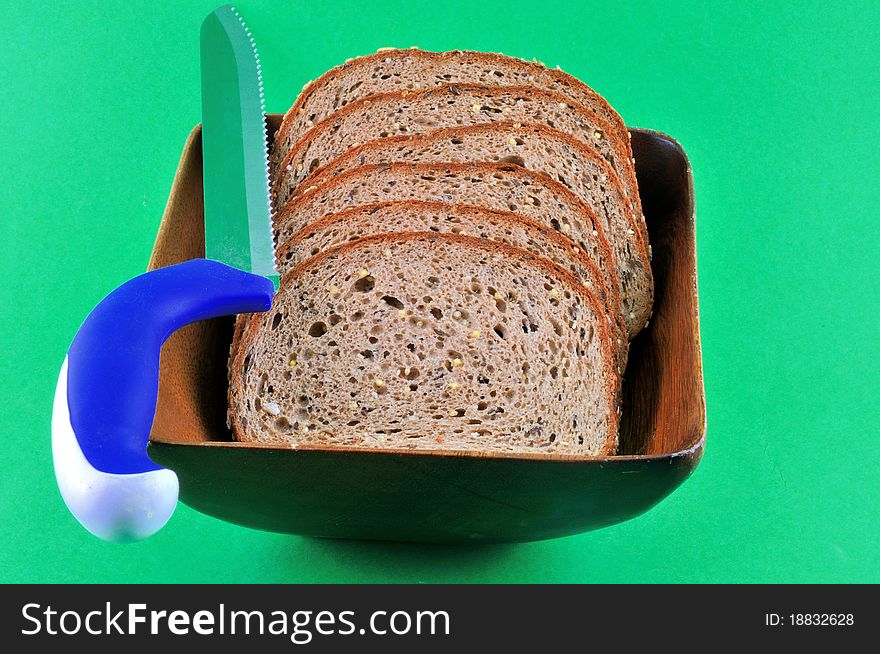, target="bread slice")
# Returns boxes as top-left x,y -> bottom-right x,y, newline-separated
269,48 -> 630,173
274,162 -> 653,335
300,121 -> 649,269
230,232 -> 619,456
275,200 -> 628,366
272,84 -> 641,229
